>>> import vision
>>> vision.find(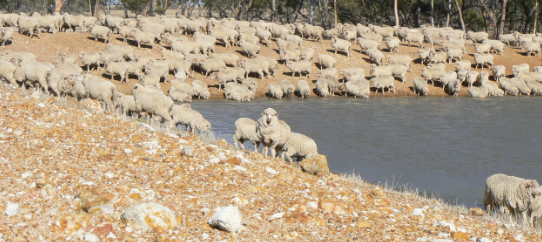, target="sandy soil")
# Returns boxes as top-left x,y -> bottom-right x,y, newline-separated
3,28 -> 542,99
